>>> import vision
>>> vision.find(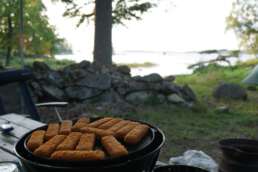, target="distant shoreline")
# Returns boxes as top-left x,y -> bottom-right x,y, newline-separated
112,49 -> 242,55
